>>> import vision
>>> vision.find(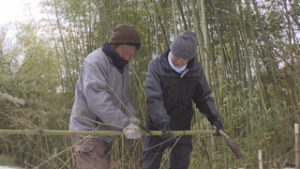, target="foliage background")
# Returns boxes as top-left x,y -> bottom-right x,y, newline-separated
0,0 -> 299,168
